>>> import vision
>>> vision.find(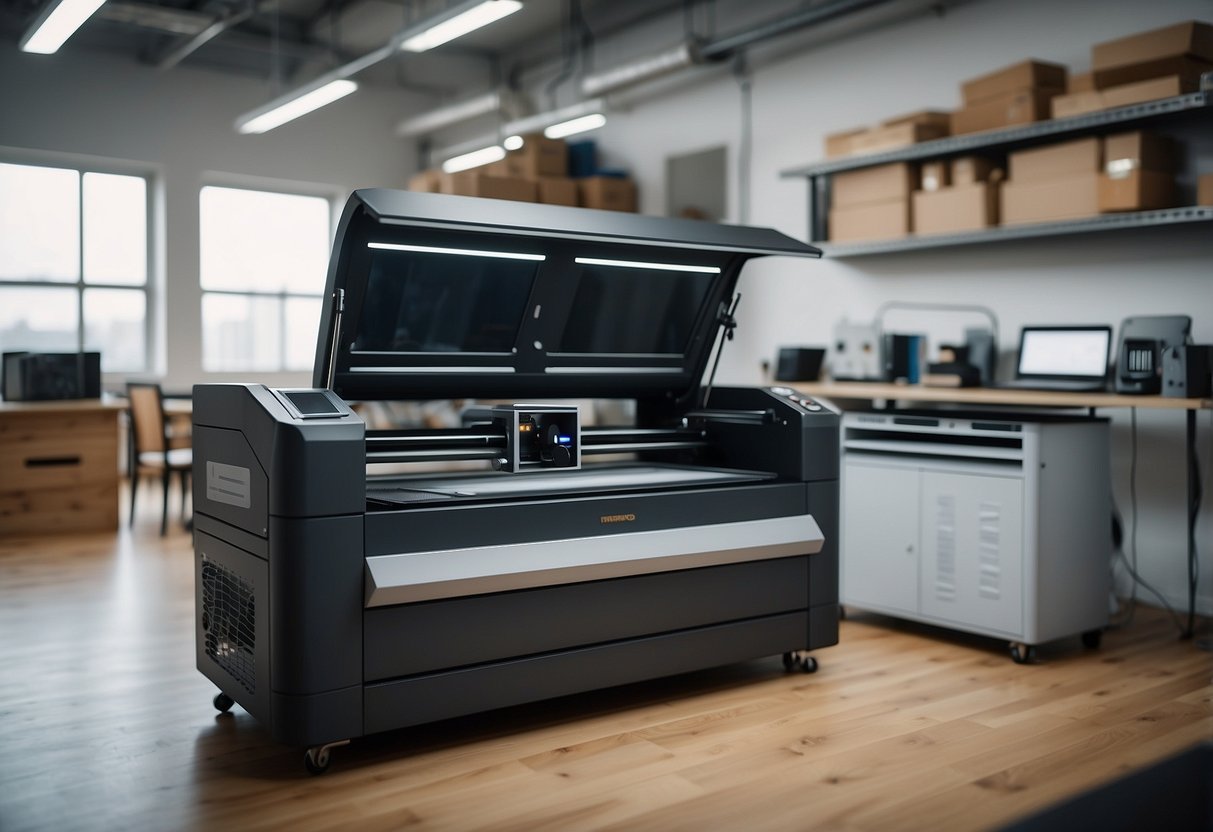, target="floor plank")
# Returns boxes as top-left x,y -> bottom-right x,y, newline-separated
0,513 -> 1209,831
